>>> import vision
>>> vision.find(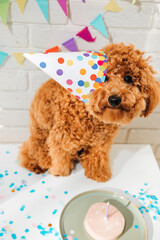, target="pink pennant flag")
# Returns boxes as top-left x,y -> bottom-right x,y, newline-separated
57,0 -> 67,16
76,27 -> 96,42
62,38 -> 79,52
